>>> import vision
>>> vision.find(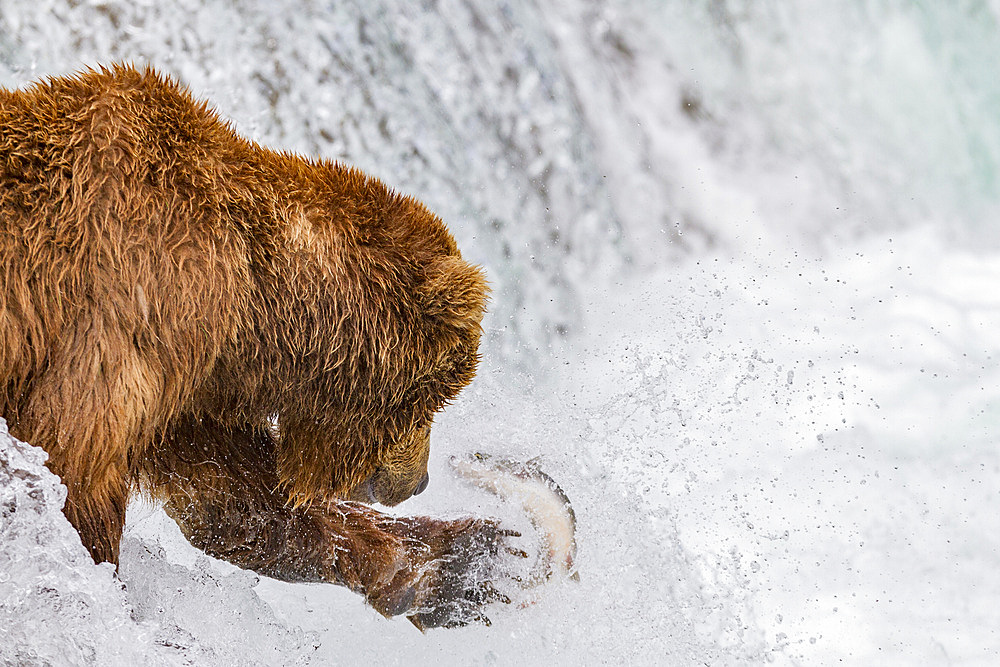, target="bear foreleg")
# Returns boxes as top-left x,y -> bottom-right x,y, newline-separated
15,329 -> 164,565
144,417 -> 517,628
